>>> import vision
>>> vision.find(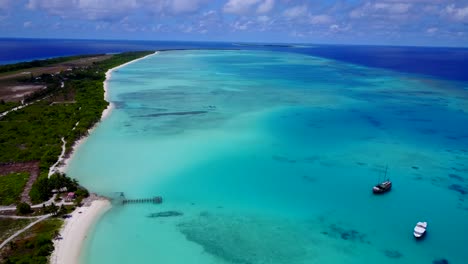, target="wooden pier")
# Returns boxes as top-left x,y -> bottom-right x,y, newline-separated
111,192 -> 163,205
122,196 -> 163,205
